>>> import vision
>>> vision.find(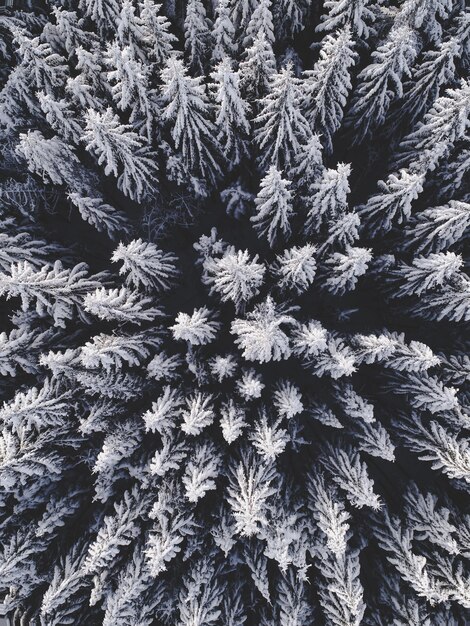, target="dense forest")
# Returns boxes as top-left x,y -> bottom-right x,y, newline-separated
0,0 -> 469,623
